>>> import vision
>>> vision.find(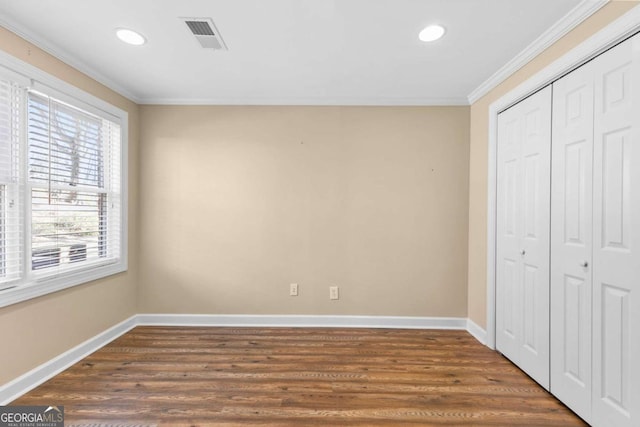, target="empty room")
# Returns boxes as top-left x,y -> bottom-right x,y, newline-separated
0,0 -> 639,426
